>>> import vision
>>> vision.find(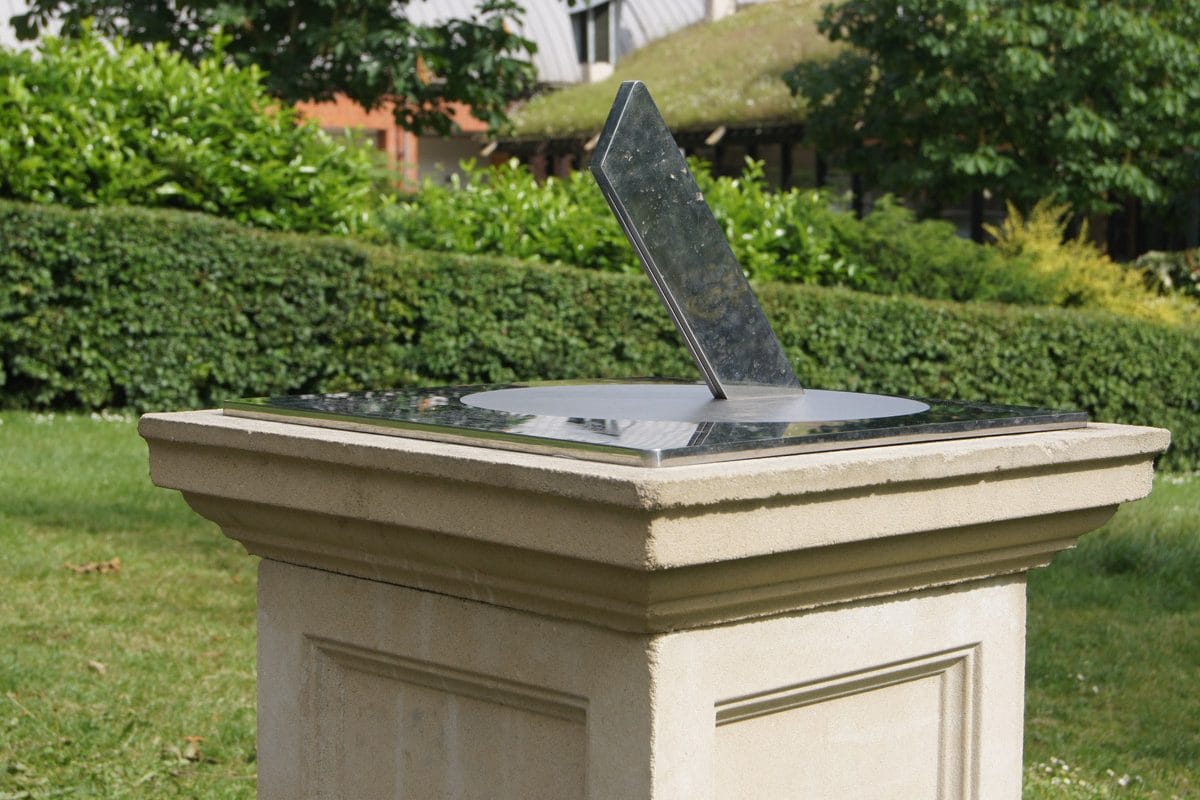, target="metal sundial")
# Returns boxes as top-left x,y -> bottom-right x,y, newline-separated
225,82 -> 1087,466
592,80 -> 801,399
